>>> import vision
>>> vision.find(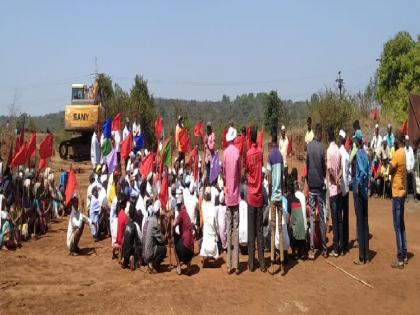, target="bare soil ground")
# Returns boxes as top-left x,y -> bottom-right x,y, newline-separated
1,156 -> 420,315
